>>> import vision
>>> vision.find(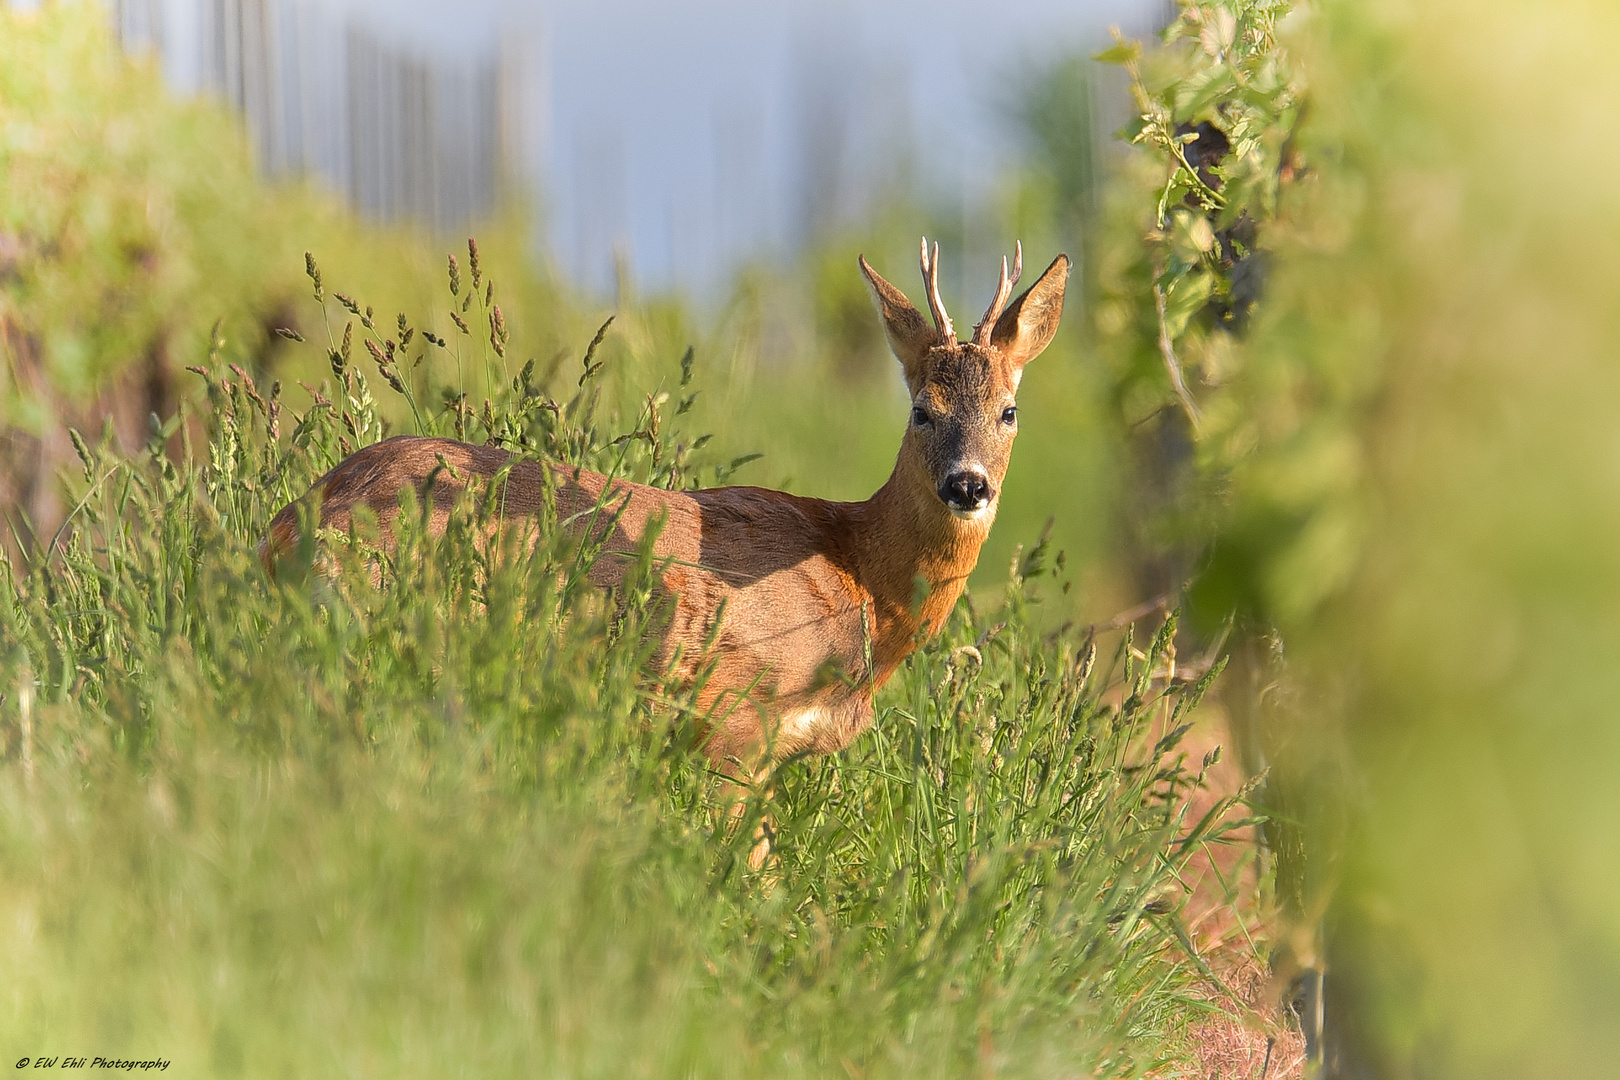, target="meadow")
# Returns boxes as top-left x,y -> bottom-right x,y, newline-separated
15,0 -> 1620,1074
0,244 -> 1262,1075
0,8 -> 1286,1075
